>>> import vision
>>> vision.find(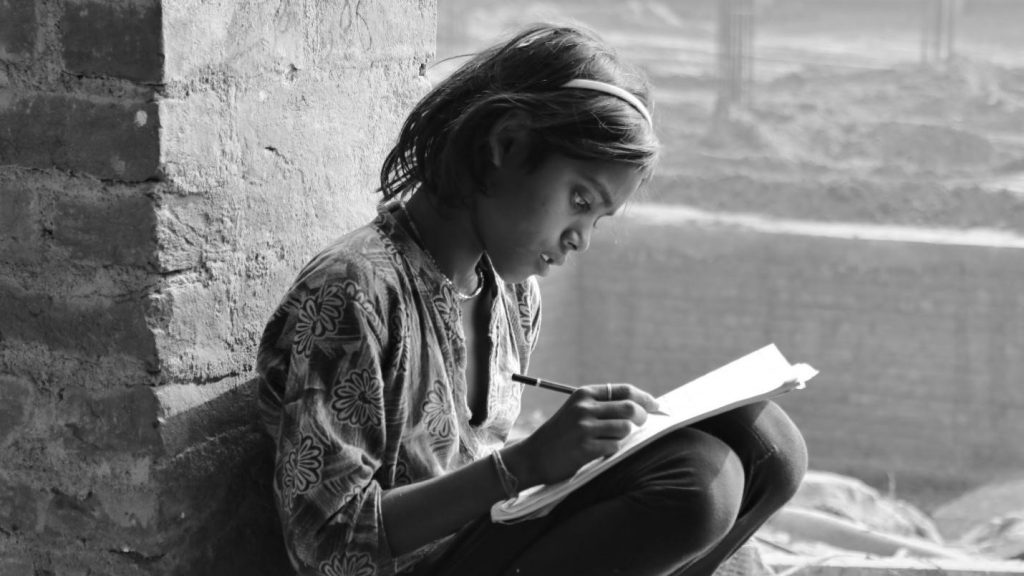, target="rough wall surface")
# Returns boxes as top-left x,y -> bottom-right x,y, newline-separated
0,0 -> 434,573
528,204 -> 1024,507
